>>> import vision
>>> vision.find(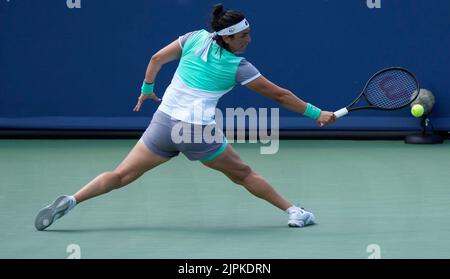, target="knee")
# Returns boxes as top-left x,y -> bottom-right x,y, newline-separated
105,171 -> 125,188
229,165 -> 253,186
112,168 -> 141,187
99,171 -> 127,190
